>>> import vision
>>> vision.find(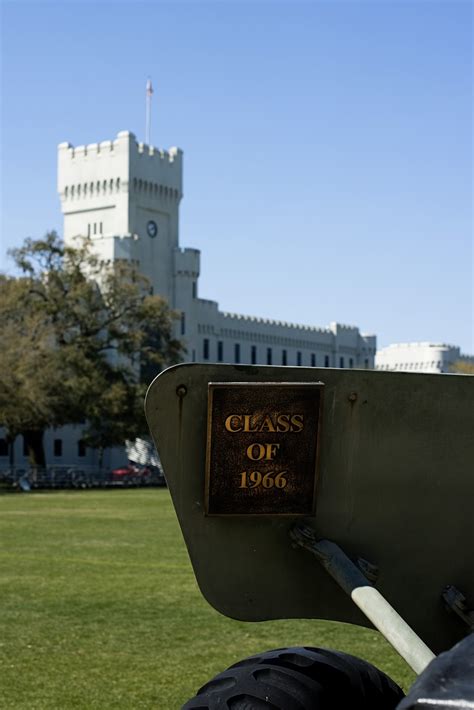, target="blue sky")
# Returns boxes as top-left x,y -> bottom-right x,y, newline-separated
1,0 -> 472,352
